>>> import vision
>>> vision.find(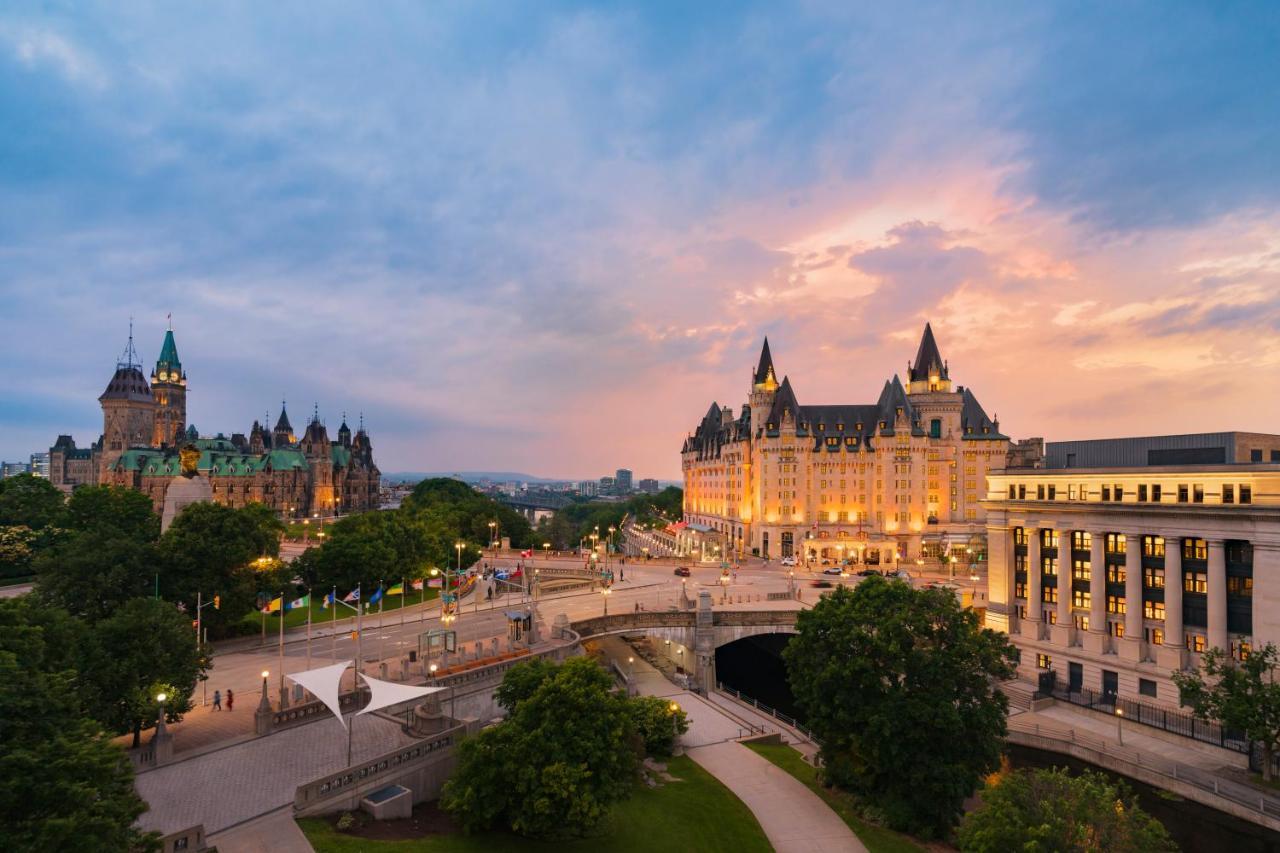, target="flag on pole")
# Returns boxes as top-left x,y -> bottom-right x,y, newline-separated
411,579 -> 424,591
322,591 -> 335,609
387,582 -> 404,596
427,577 -> 442,588
263,595 -> 283,613
290,593 -> 310,610
343,588 -> 361,603
369,586 -> 384,605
